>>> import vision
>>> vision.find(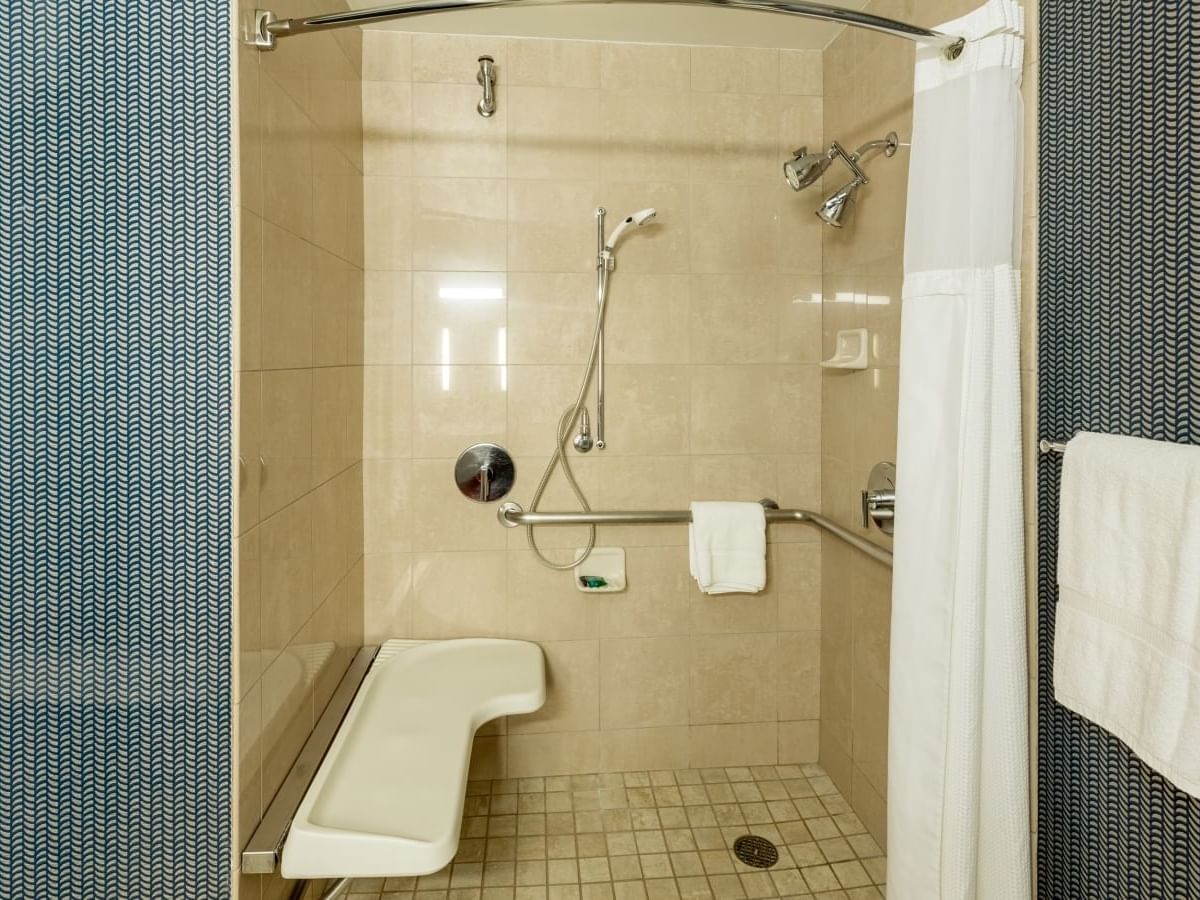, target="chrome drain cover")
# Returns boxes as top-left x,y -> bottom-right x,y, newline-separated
732,834 -> 779,869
